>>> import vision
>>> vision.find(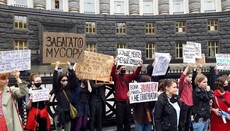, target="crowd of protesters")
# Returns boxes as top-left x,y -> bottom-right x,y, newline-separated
1,57 -> 230,131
